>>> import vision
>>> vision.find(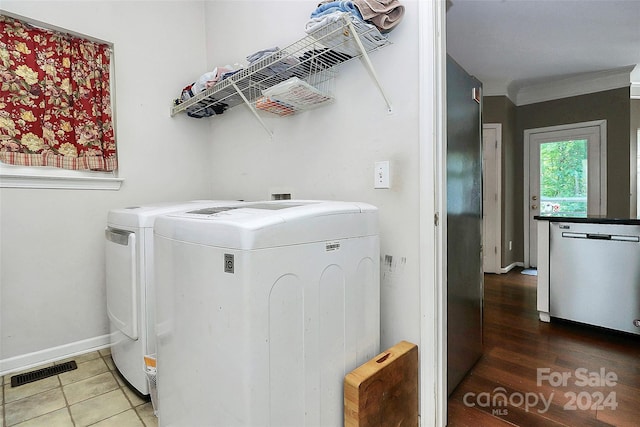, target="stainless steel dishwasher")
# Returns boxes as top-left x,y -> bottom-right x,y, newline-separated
549,221 -> 640,335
